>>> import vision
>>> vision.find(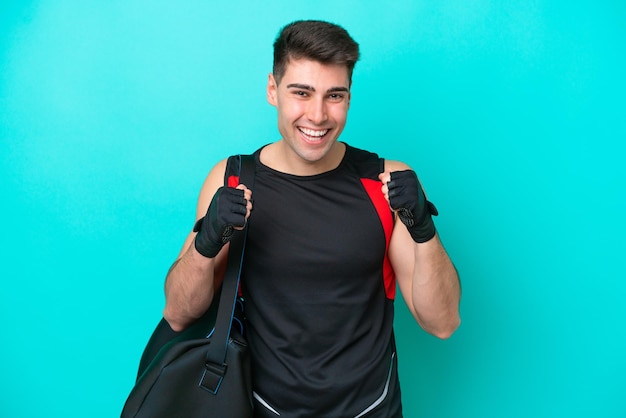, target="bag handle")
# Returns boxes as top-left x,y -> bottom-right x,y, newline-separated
200,154 -> 255,393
